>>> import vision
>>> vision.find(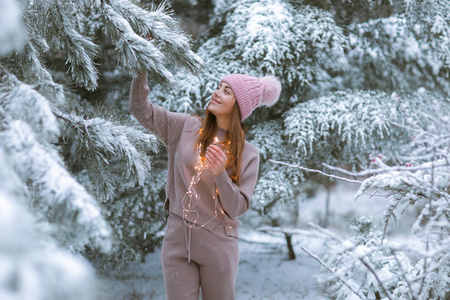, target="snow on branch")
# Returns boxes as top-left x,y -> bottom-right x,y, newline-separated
98,2 -> 176,89
252,161 -> 297,215
0,0 -> 24,56
0,72 -> 60,143
293,218 -> 424,299
0,149 -> 99,300
284,90 -> 396,158
0,120 -> 112,251
33,0 -> 99,91
249,120 -> 286,161
230,0 -> 296,74
54,109 -> 160,200
347,8 -> 450,95
109,0 -> 203,74
14,39 -> 66,105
